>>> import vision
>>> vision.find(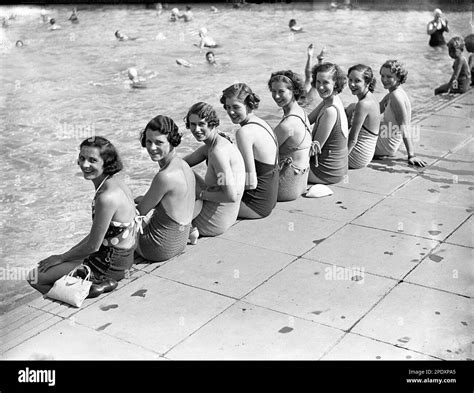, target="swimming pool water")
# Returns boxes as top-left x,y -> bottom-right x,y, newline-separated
0,3 -> 471,314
